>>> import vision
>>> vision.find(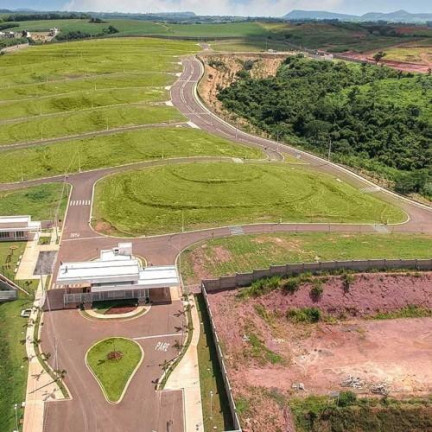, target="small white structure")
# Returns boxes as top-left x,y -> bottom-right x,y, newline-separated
0,216 -> 41,242
49,28 -> 59,36
0,32 -> 5,39
57,243 -> 179,303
